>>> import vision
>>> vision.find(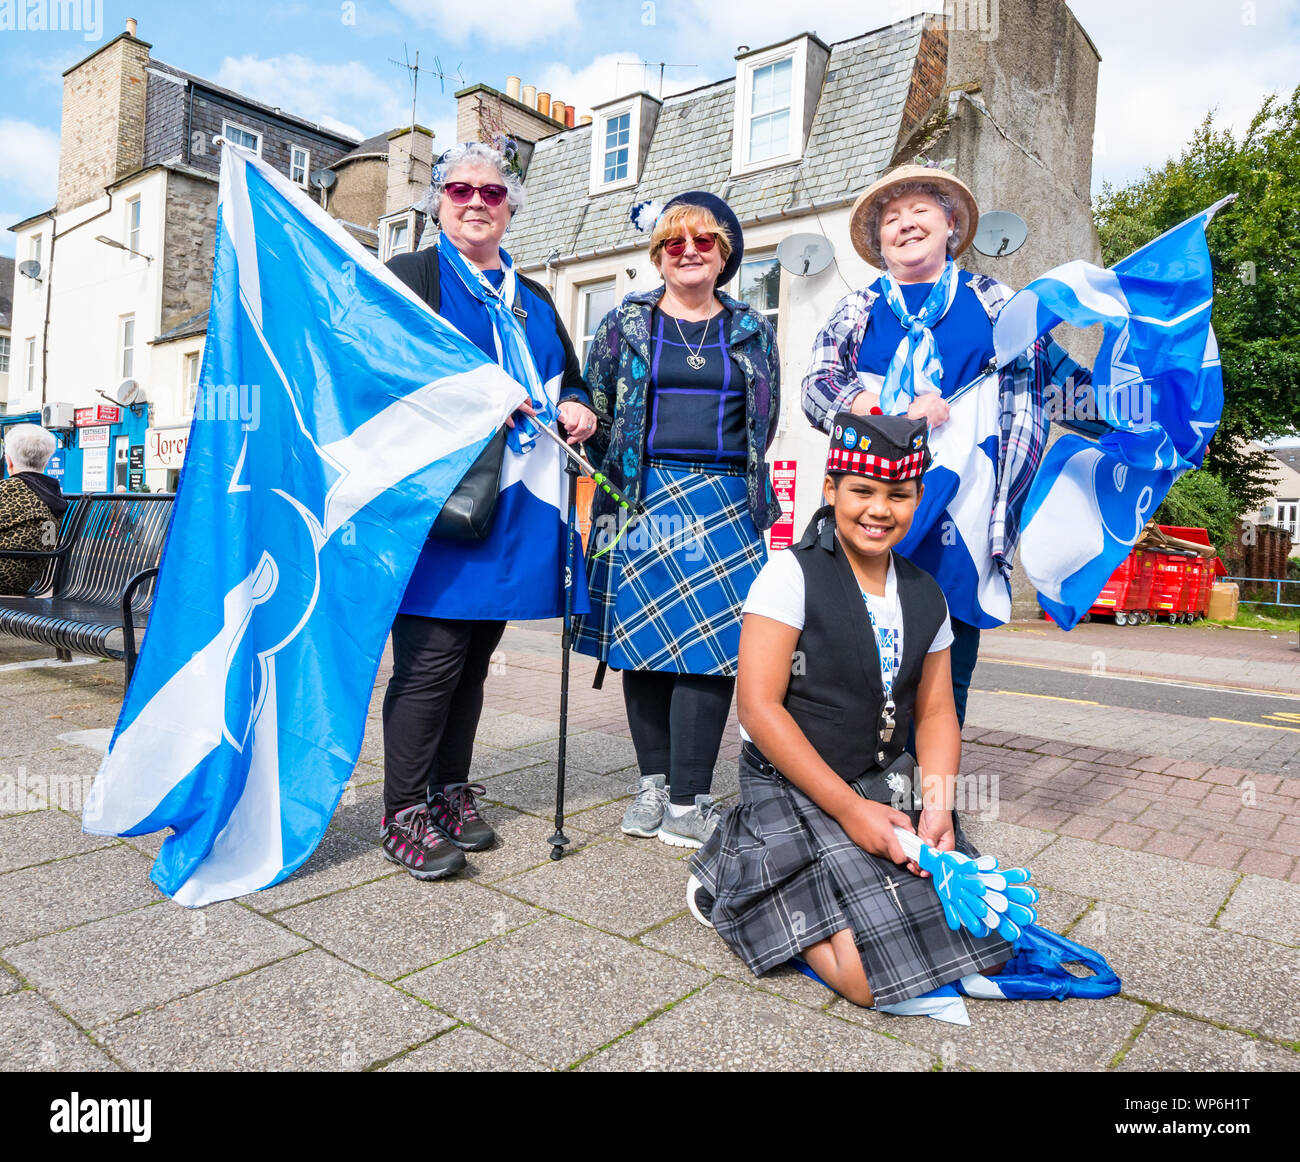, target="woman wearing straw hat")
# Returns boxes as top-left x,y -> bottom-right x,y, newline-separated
801,164 -> 1094,724
574,191 -> 782,849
